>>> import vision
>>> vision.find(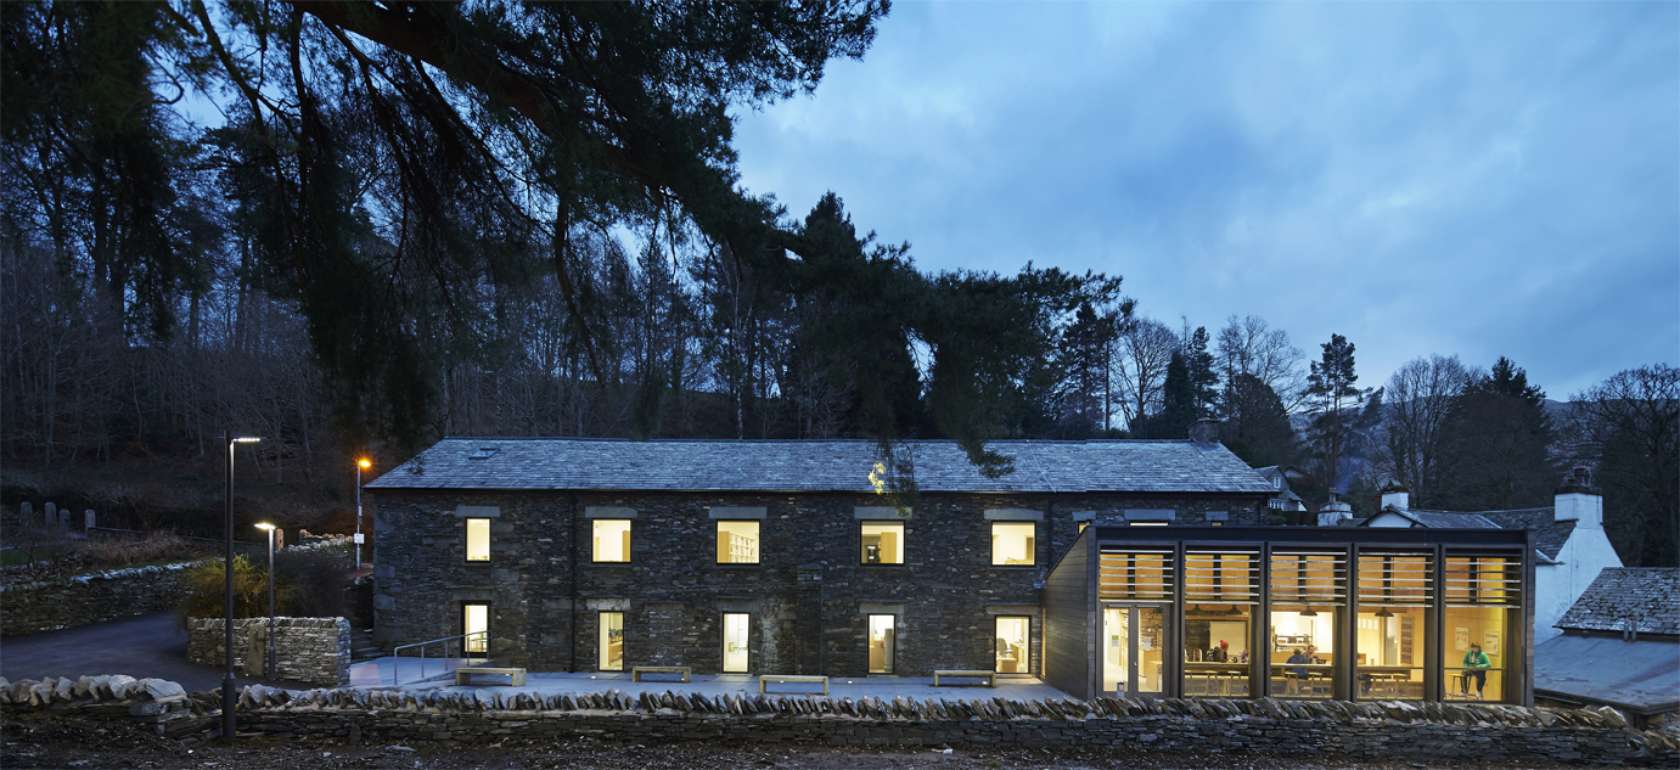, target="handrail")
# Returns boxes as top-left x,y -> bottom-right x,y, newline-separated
389,631 -> 489,685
